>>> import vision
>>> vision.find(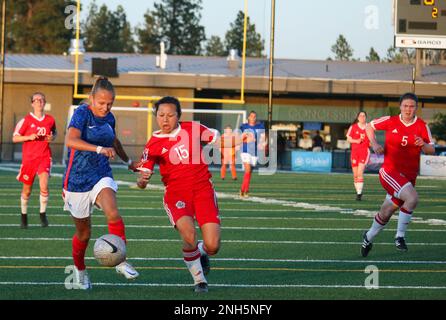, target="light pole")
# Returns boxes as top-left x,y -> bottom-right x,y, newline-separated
0,0 -> 6,162
267,0 -> 276,130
